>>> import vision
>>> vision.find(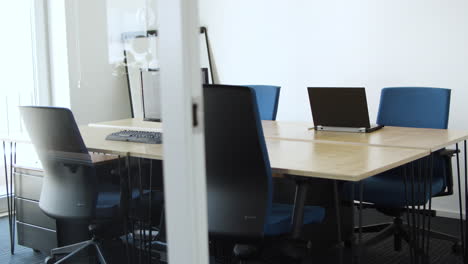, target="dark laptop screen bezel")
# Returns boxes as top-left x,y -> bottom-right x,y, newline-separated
307,87 -> 371,128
